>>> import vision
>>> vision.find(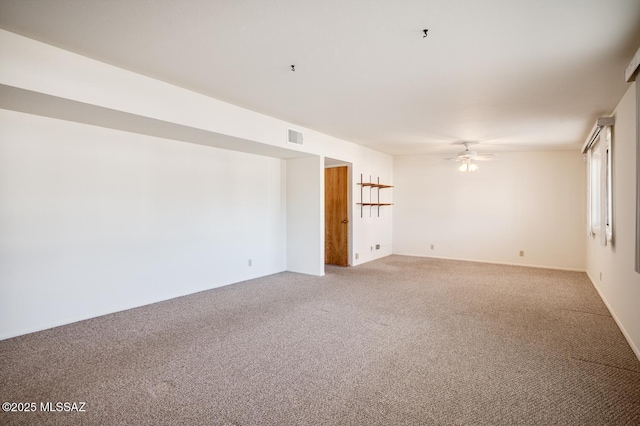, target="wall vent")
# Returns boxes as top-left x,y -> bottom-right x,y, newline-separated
287,129 -> 304,145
